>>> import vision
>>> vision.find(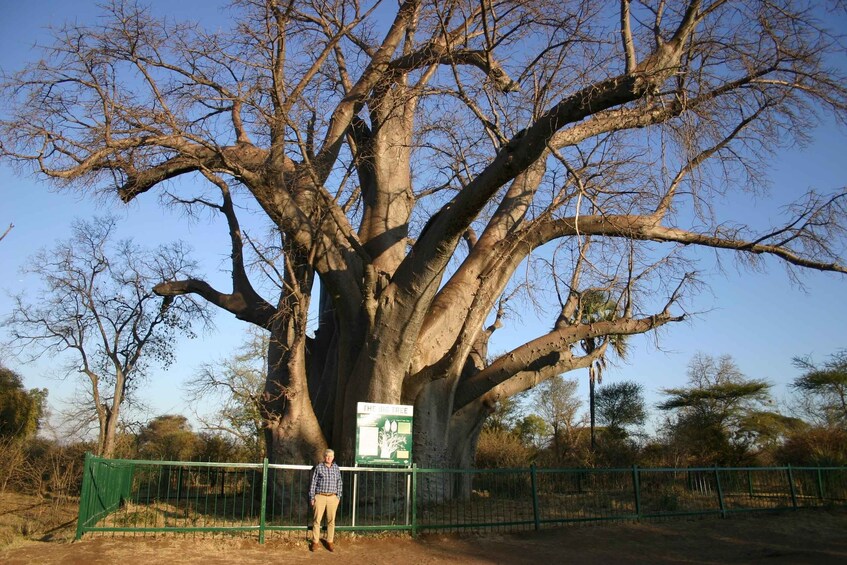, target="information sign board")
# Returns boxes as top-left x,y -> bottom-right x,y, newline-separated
355,402 -> 413,466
